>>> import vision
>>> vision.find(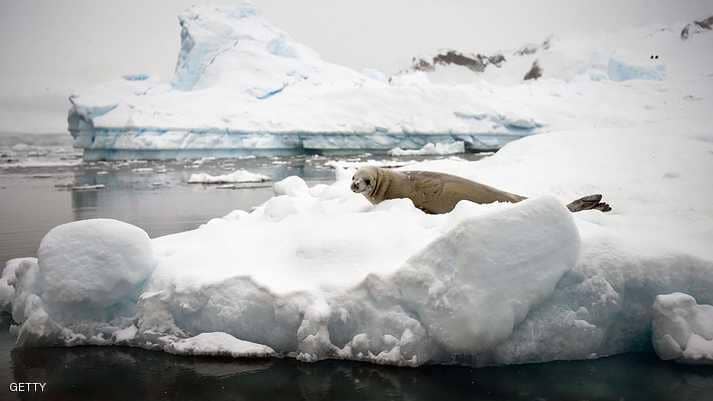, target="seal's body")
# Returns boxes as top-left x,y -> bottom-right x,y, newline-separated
351,166 -> 610,214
